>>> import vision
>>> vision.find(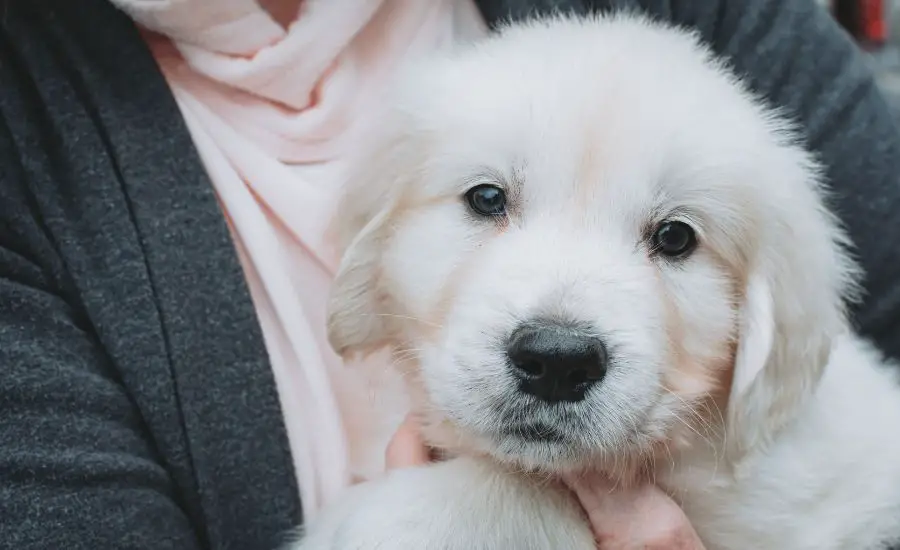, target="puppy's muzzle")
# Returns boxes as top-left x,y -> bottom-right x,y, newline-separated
506,320 -> 608,403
